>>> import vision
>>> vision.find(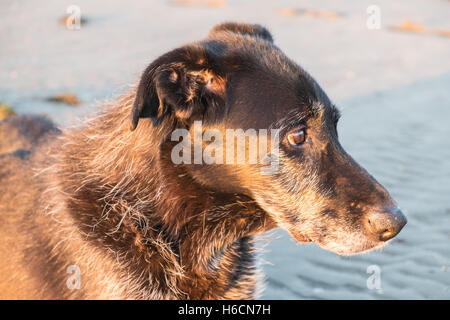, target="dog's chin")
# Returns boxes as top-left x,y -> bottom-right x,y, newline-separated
315,238 -> 389,256
289,230 -> 389,255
